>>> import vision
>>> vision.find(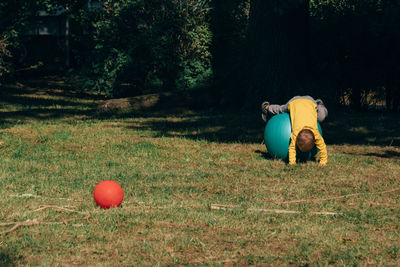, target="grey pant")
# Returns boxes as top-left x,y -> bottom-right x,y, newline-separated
268,96 -> 328,122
